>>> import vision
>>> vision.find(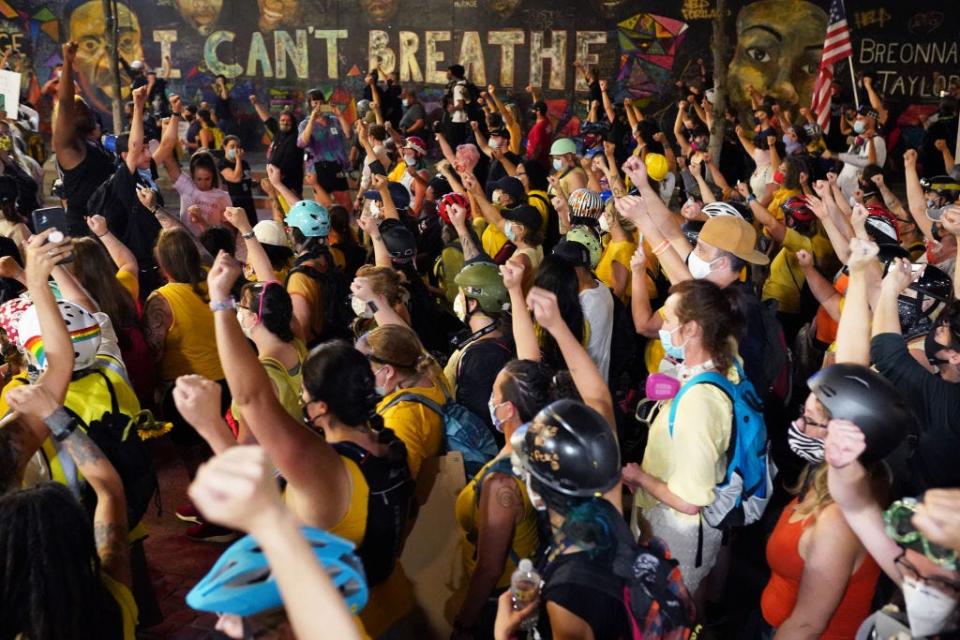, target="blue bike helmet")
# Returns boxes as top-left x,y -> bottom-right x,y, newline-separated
186,527 -> 368,616
284,200 -> 330,238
